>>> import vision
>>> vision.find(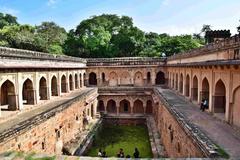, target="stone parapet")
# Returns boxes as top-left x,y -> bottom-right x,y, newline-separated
87,57 -> 166,66
167,35 -> 240,61
0,47 -> 86,63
